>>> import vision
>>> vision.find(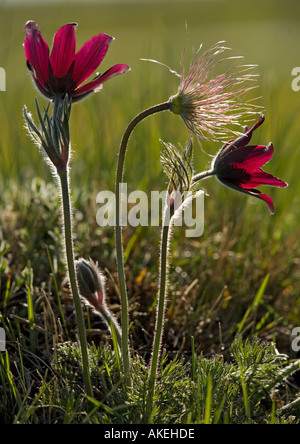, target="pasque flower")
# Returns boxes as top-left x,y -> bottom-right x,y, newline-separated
24,21 -> 129,102
209,115 -> 287,213
170,41 -> 260,143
